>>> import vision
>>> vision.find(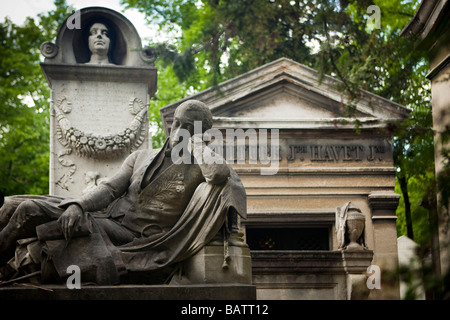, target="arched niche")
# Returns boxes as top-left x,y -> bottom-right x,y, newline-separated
41,7 -> 151,67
